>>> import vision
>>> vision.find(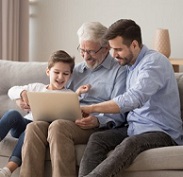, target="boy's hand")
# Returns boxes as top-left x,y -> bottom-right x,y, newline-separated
76,84 -> 91,95
16,90 -> 30,111
16,99 -> 30,112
